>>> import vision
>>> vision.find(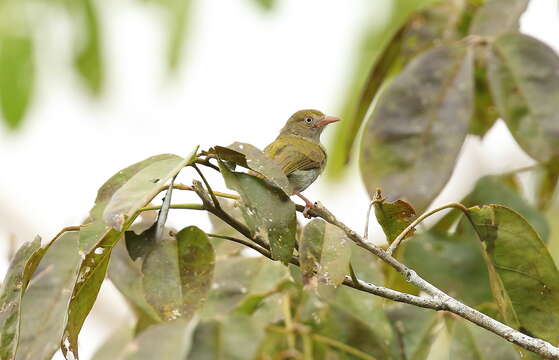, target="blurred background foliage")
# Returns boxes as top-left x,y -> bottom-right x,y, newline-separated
1,0 -> 559,359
